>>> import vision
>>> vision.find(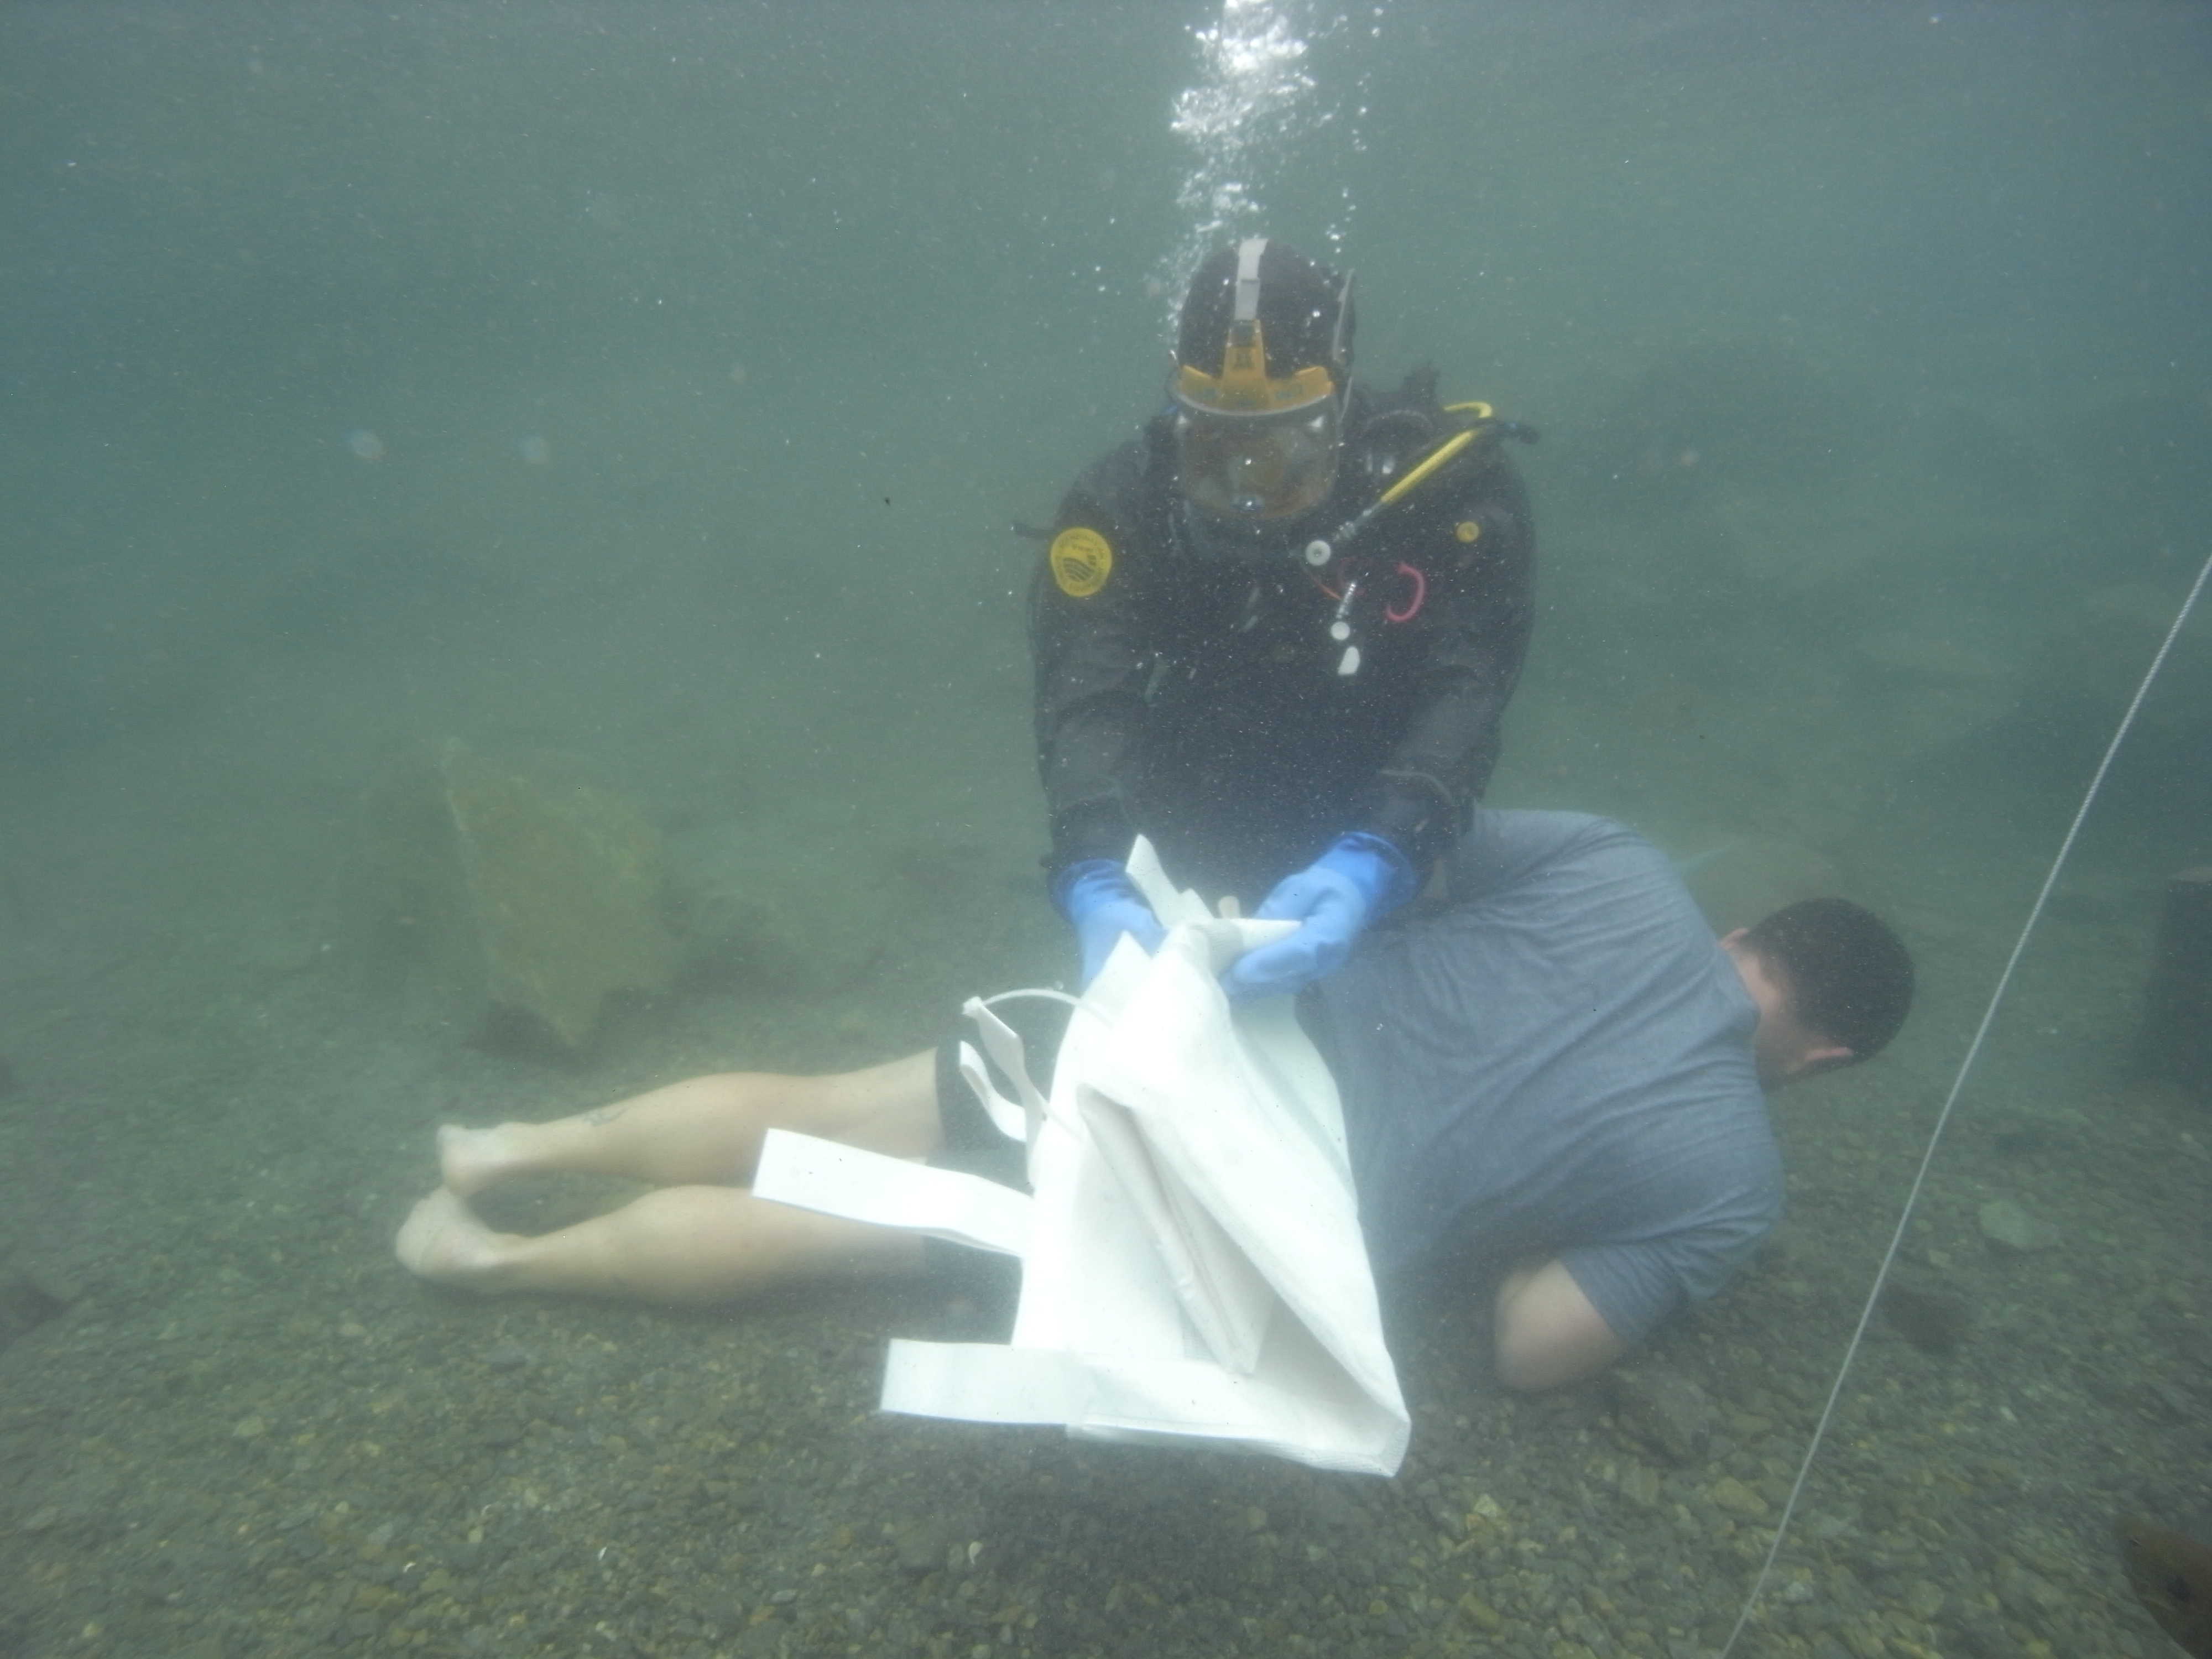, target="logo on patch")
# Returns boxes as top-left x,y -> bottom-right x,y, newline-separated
1049,527 -> 1113,597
